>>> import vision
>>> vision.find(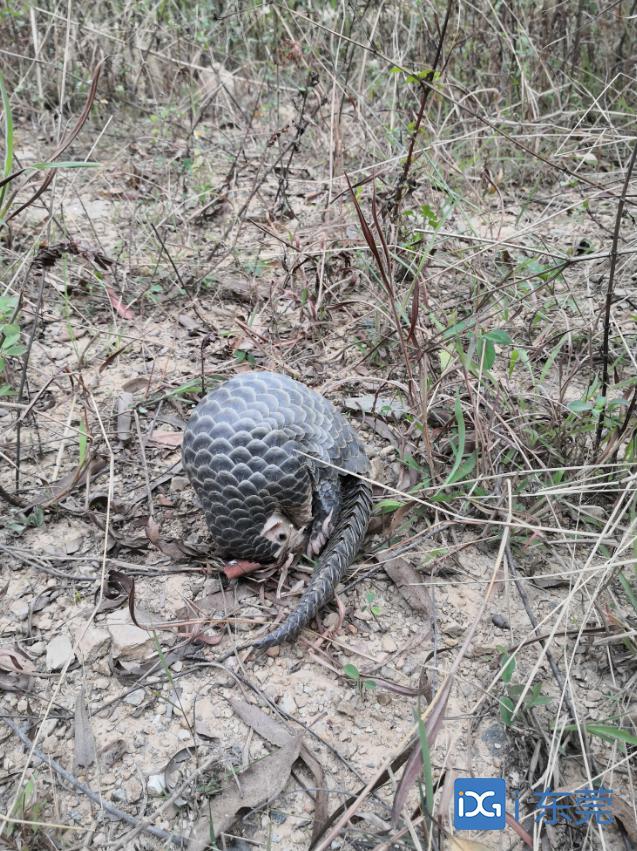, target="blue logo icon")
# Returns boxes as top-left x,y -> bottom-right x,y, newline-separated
454,778 -> 506,830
